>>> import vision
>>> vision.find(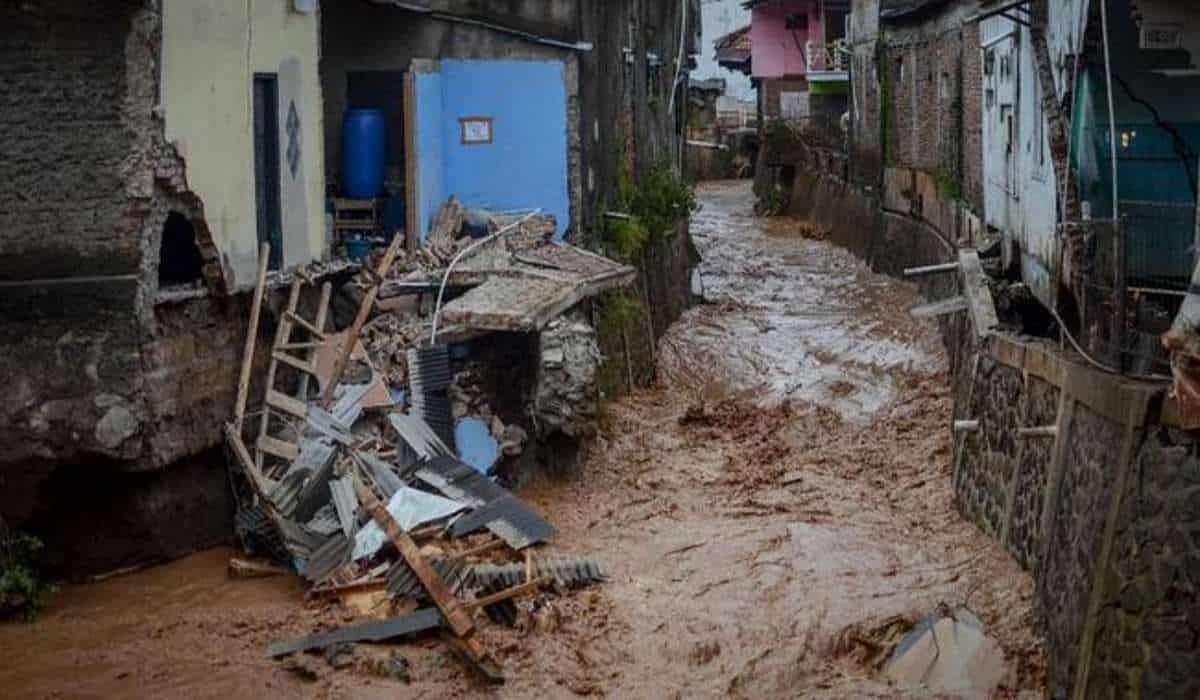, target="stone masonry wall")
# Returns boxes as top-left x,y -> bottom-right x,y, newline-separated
0,1 -> 249,574
786,154 -> 1196,696
1088,427 -> 1200,698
